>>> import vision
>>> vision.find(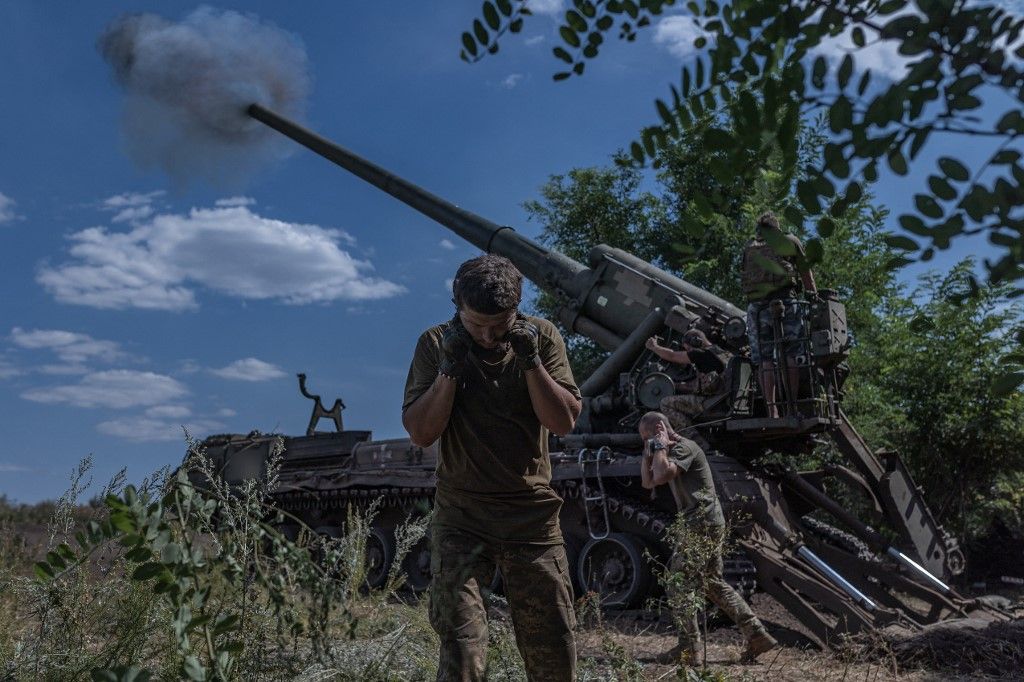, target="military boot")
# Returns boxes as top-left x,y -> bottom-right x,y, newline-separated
654,638 -> 702,666
741,628 -> 778,662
